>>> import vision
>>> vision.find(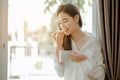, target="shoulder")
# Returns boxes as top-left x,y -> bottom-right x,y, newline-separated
85,32 -> 101,49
